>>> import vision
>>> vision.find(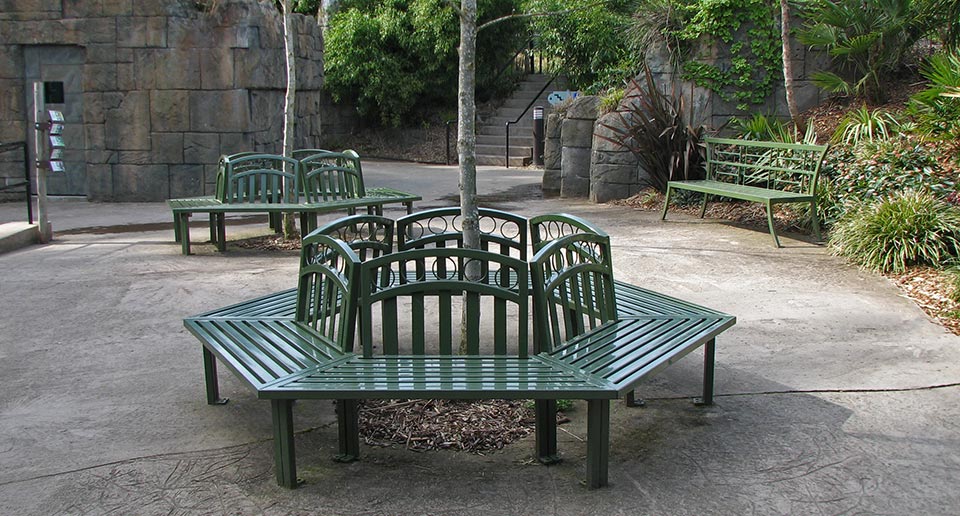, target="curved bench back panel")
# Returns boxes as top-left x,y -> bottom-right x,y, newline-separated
397,207 -> 529,260
313,214 -> 395,261
529,213 -> 608,252
531,233 -> 617,353
290,148 -> 334,161
358,248 -> 529,358
219,154 -> 300,204
301,165 -> 365,203
297,234 -> 362,352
